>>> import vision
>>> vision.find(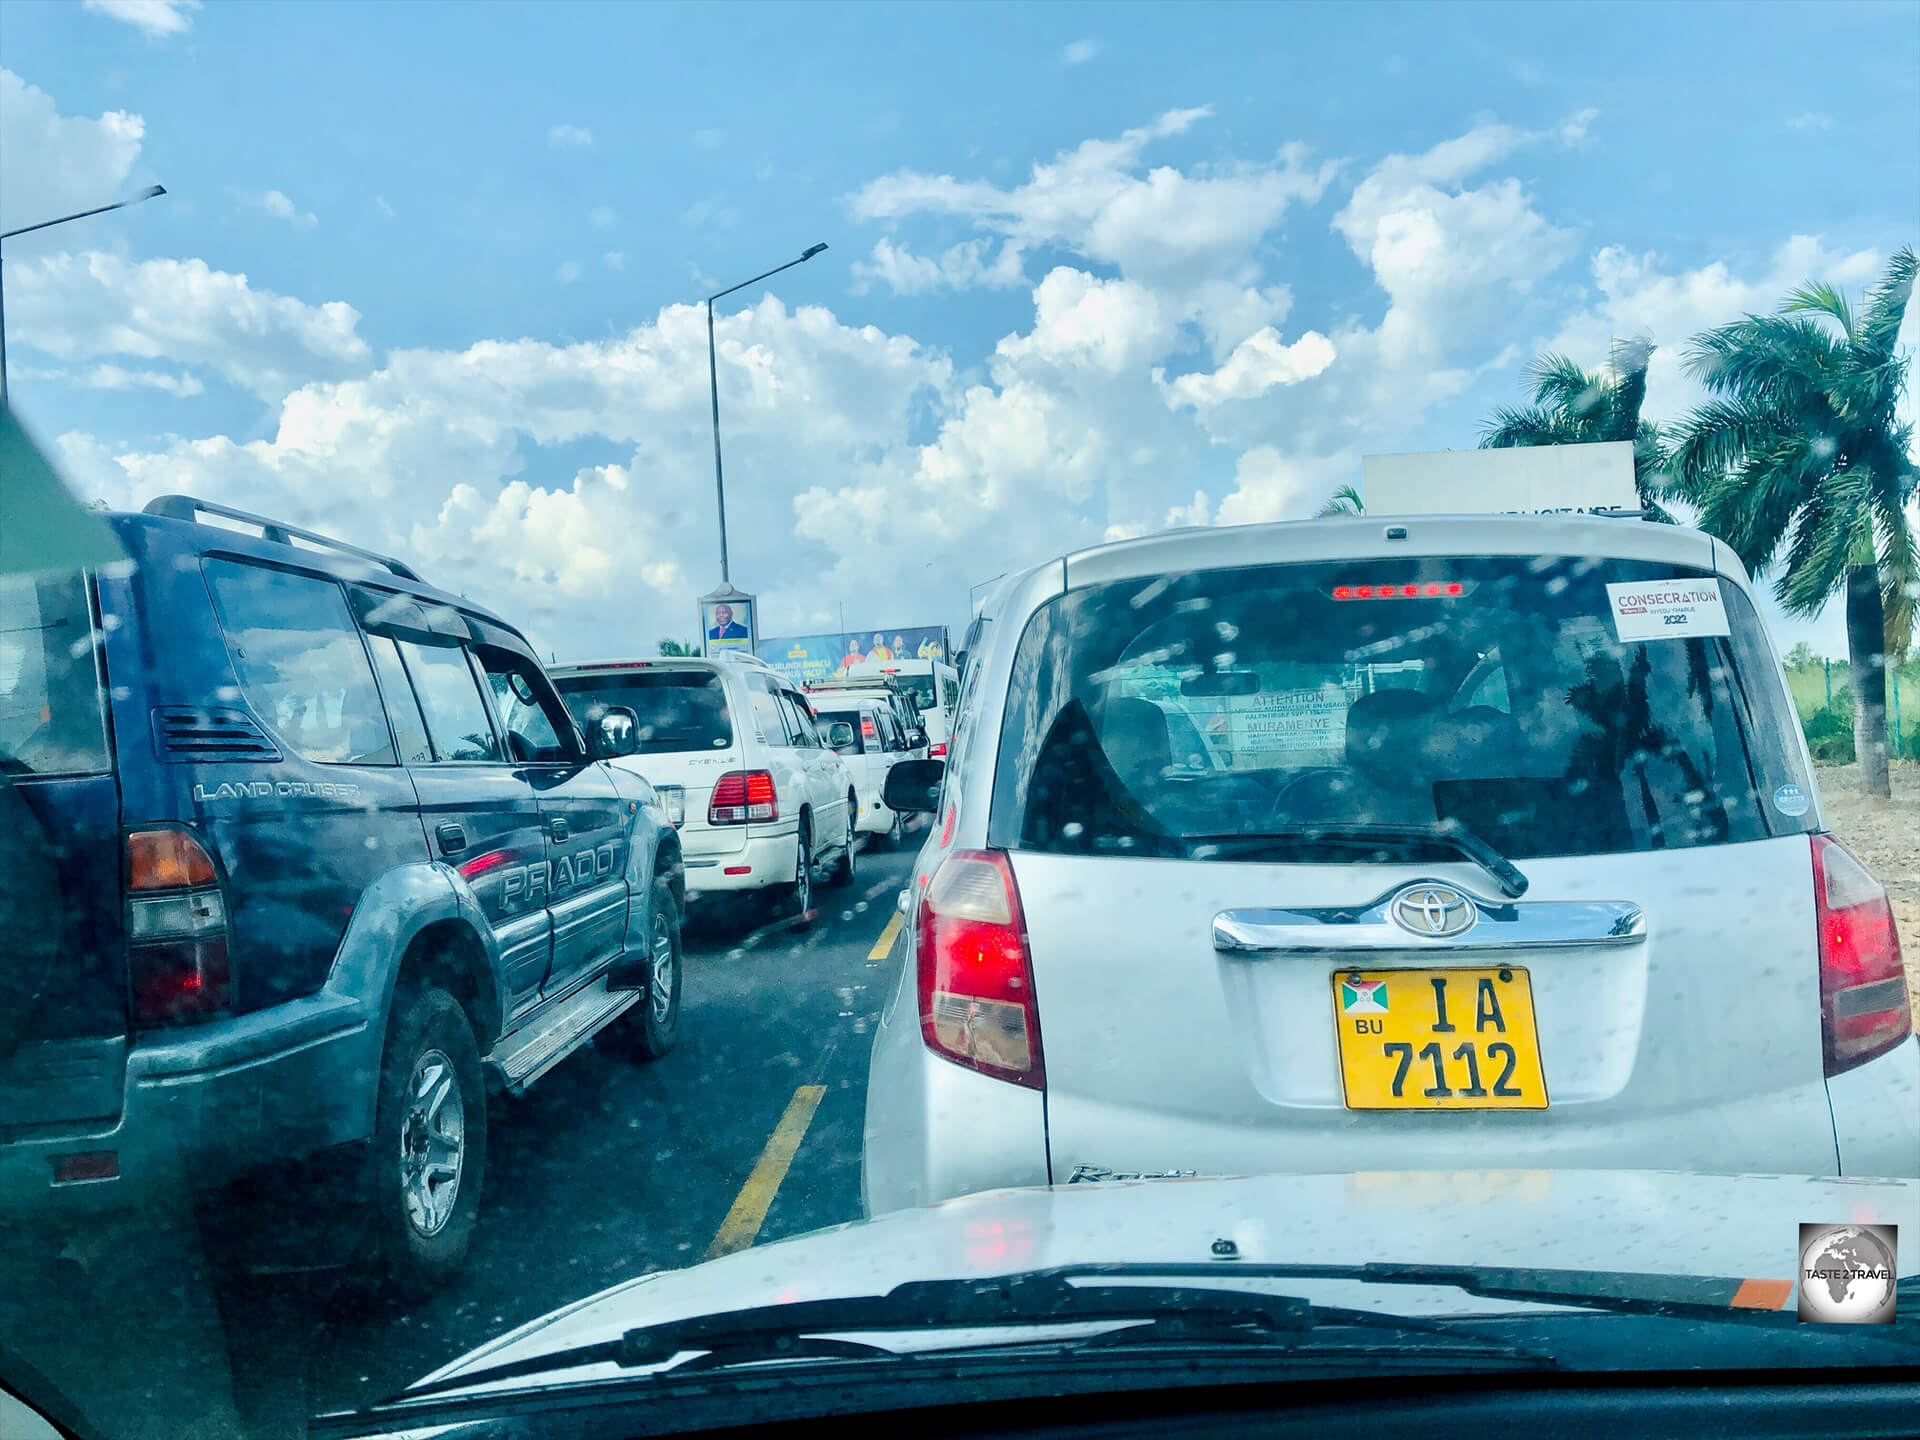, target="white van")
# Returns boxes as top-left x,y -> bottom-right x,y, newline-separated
811,694 -> 916,847
845,658 -> 961,756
